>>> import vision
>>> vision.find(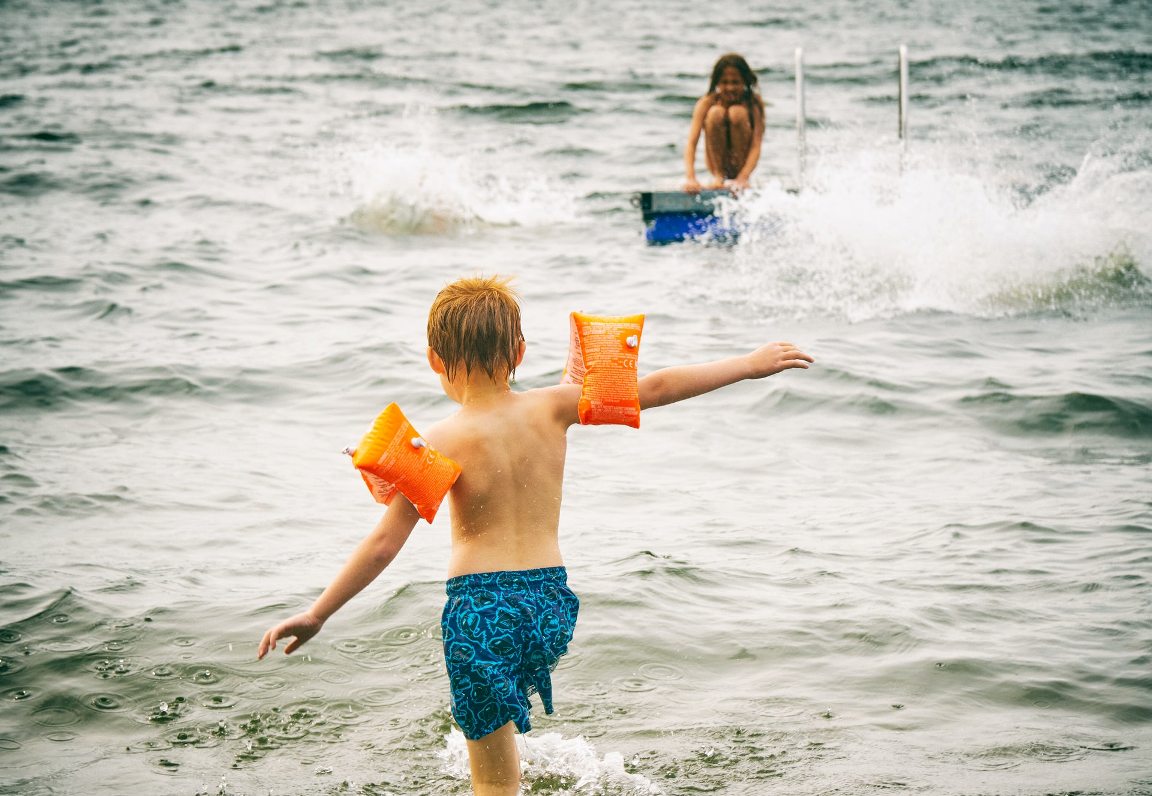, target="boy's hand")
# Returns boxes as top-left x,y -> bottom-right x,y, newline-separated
746,342 -> 813,378
257,612 -> 324,659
